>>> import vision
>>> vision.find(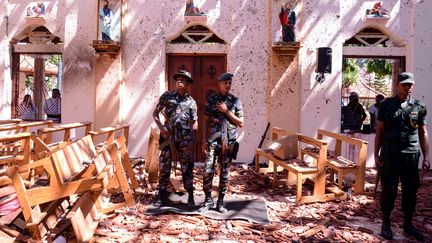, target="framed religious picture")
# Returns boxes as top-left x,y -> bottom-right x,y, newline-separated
97,0 -> 121,43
